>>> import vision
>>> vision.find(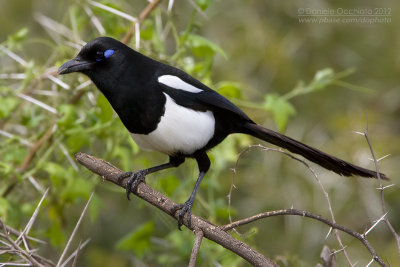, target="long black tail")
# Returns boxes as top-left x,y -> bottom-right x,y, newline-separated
242,122 -> 387,179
